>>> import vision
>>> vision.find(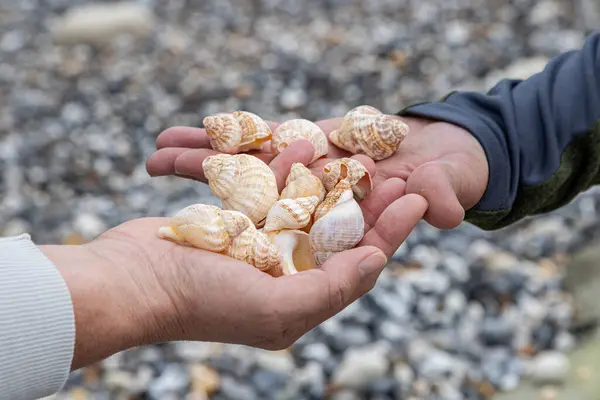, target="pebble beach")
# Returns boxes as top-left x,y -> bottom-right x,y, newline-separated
2,1 -> 600,399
